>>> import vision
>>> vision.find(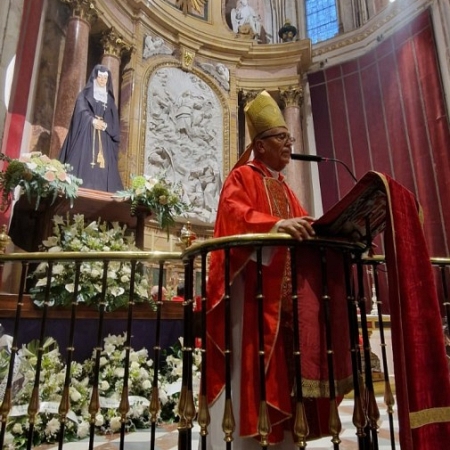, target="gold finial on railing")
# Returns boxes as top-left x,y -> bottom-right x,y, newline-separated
222,398 -> 235,442
0,225 -> 10,253
178,221 -> 197,250
257,400 -> 271,447
293,401 -> 309,447
197,394 -> 211,436
329,398 -> 342,444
